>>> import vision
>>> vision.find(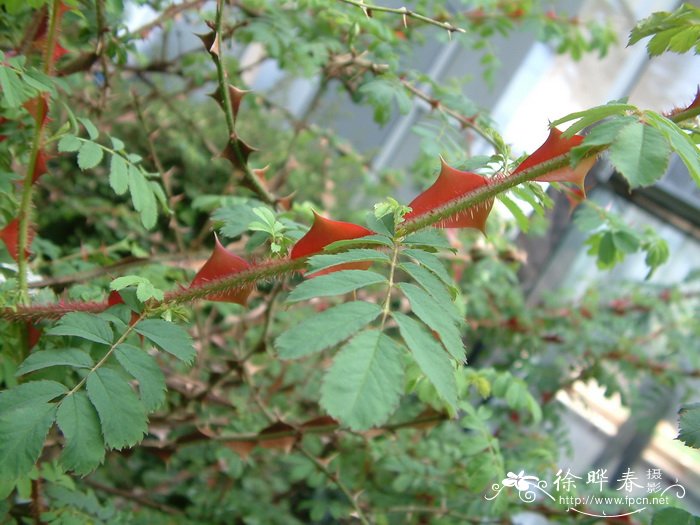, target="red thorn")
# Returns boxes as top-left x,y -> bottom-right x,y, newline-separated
190,236 -> 253,305
0,218 -> 32,262
404,159 -> 493,232
290,212 -> 373,260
